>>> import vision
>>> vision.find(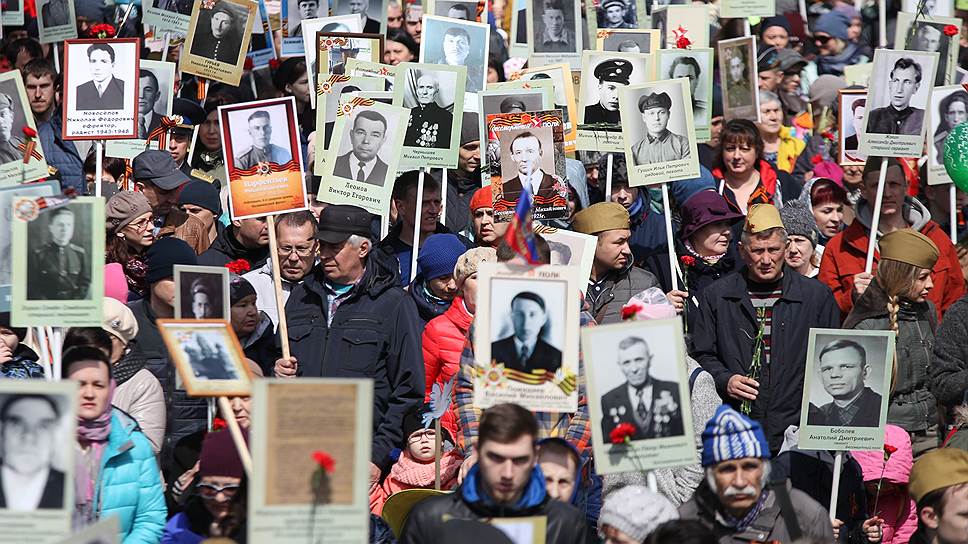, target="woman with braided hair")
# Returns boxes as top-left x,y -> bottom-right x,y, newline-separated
843,229 -> 941,458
